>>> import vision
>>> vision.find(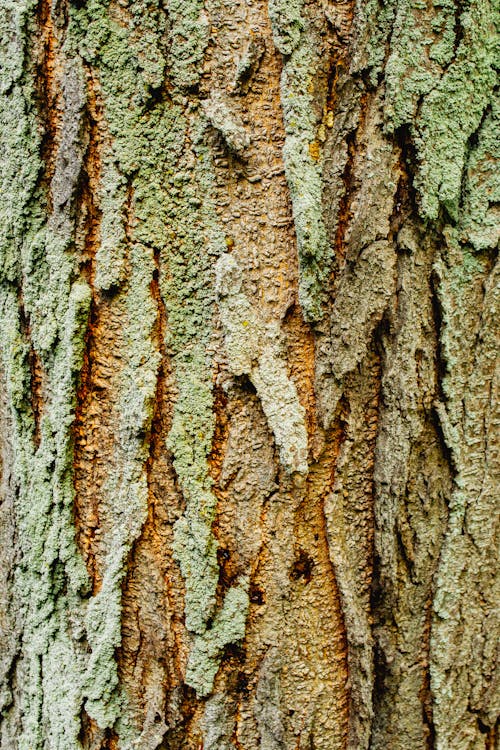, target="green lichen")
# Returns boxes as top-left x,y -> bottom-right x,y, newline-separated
168,349 -> 220,635
380,0 -> 499,220
0,277 -> 93,750
83,241 -> 160,731
165,0 -> 210,88
186,579 -> 250,697
63,3 -> 172,734
414,0 -> 498,220
2,0 -> 214,740
268,0 -> 304,55
0,5 -> 97,747
350,0 -> 397,84
0,0 -> 42,285
384,0 -> 457,128
153,115 -> 226,642
269,6 -> 331,322
157,127 -> 254,693
457,100 -> 500,251
94,154 -> 128,291
354,0 -> 498,224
